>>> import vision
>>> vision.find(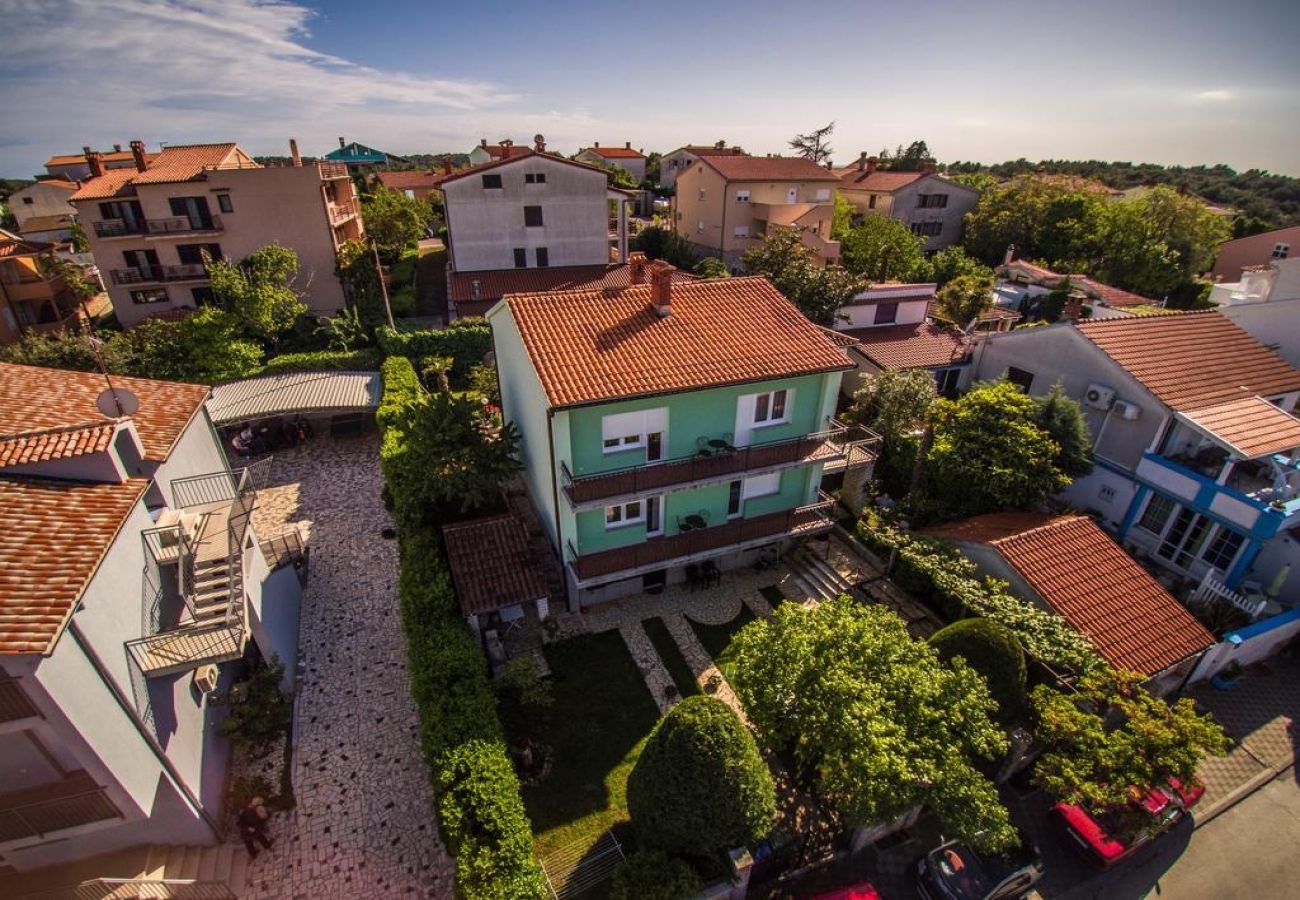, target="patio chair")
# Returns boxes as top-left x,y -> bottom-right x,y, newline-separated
683,563 -> 703,592
701,560 -> 721,587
